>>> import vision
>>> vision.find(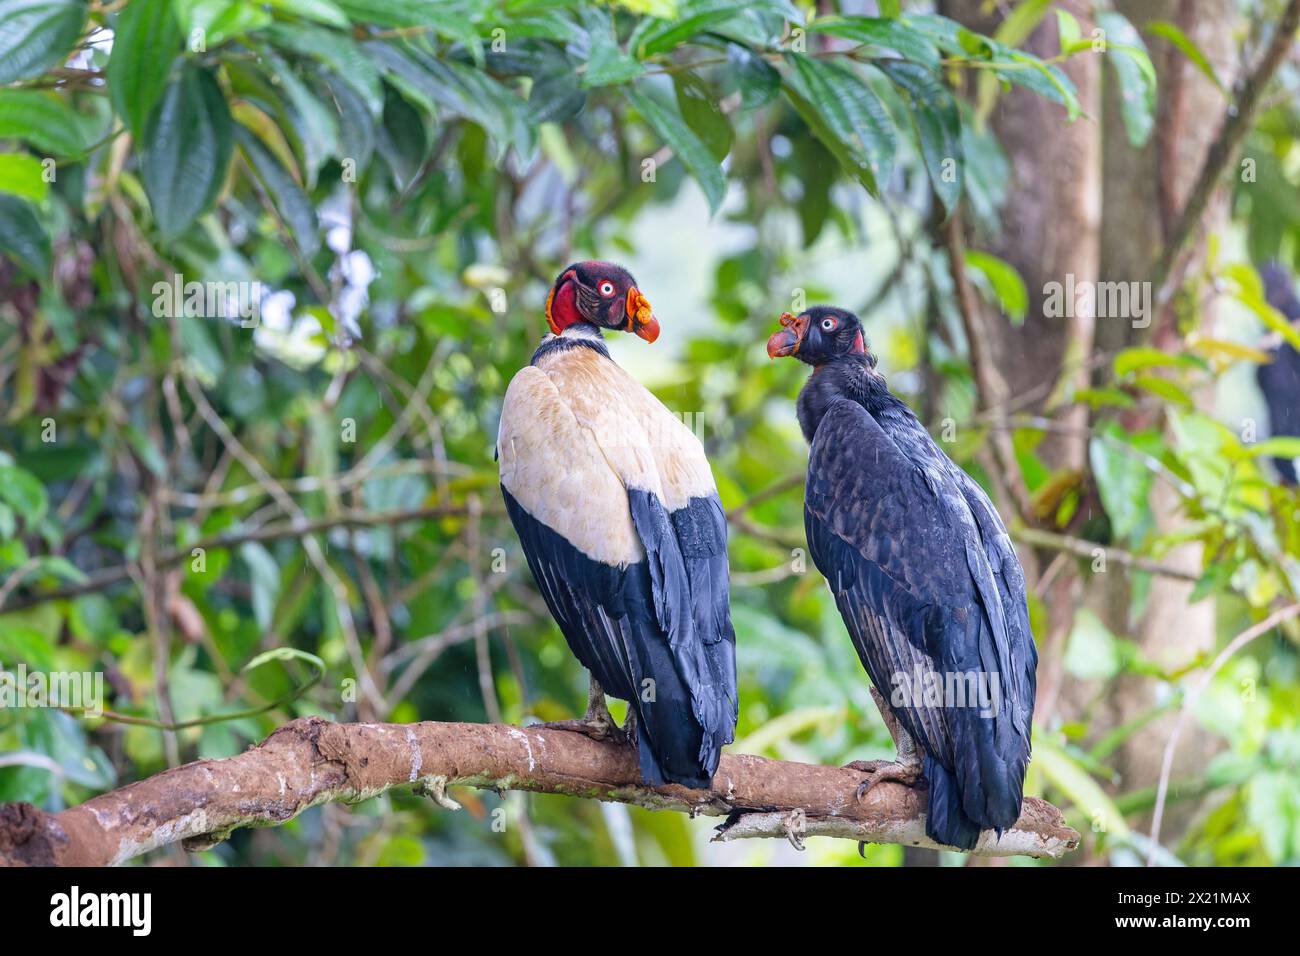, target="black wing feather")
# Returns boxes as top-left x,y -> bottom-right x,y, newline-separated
804,397 -> 1034,847
503,485 -> 734,788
